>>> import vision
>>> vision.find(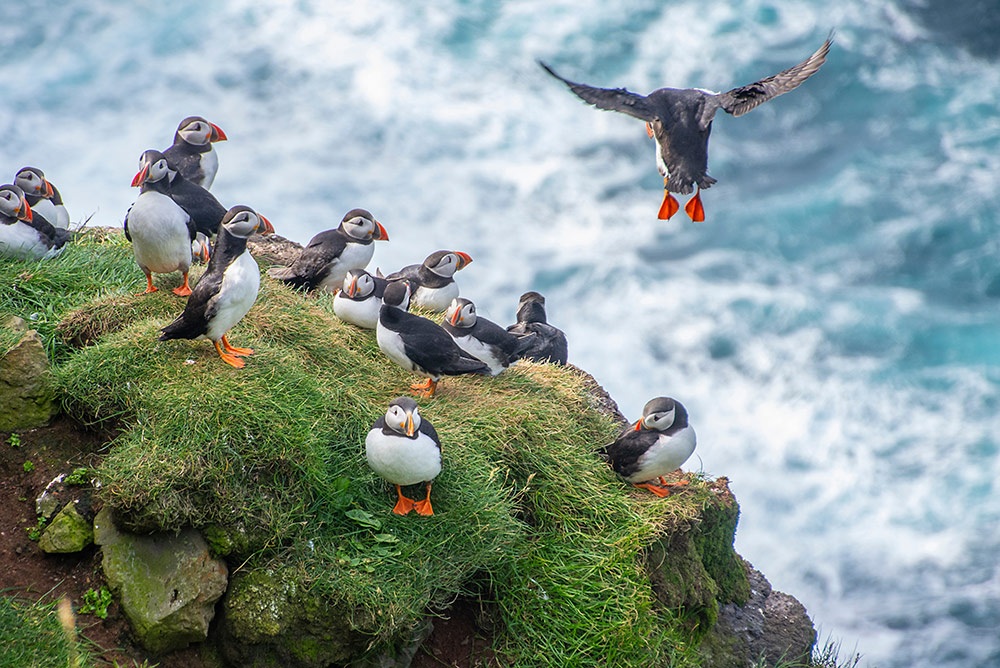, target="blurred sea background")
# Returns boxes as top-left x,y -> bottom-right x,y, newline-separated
2,2 -> 999,666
